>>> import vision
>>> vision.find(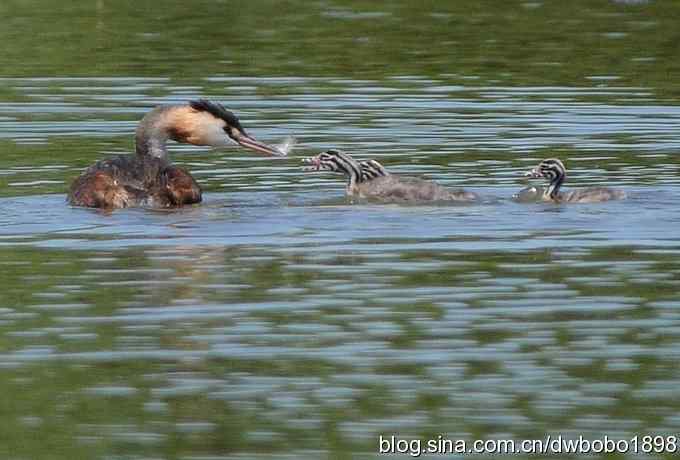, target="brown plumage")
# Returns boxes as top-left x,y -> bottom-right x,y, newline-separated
68,154 -> 202,209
